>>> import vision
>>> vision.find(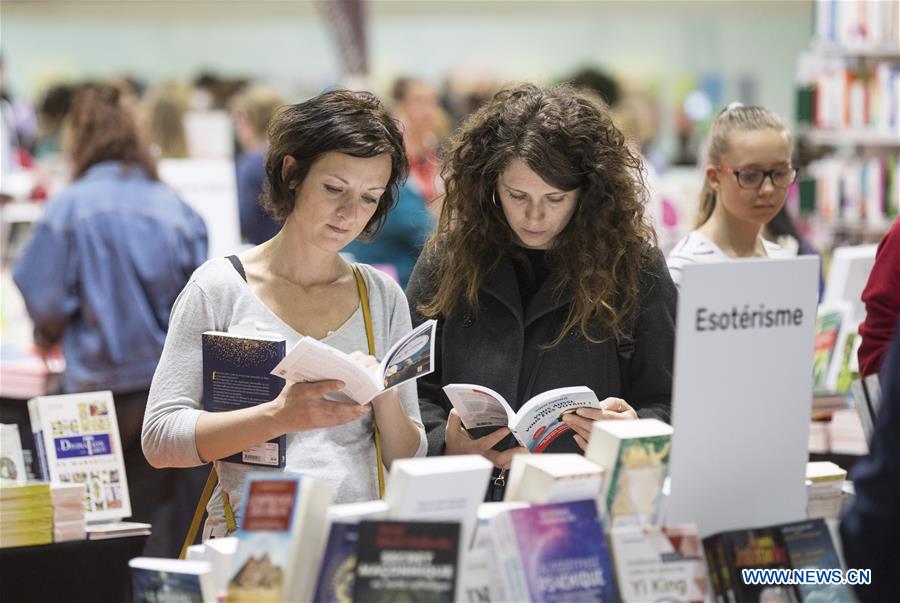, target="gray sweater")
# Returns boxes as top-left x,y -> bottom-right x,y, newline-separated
142,258 -> 426,535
